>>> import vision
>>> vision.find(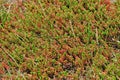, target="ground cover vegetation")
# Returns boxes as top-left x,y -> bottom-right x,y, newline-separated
0,0 -> 120,79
